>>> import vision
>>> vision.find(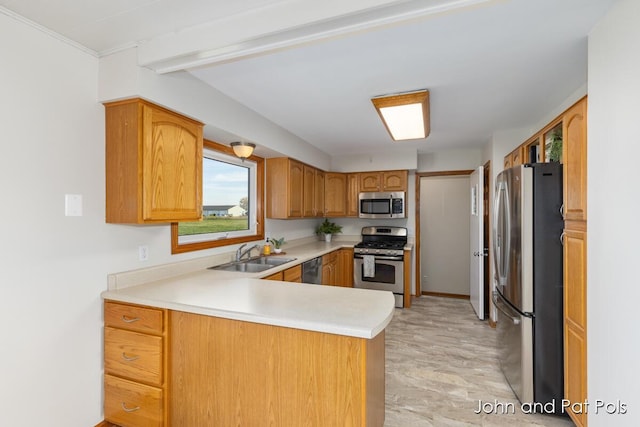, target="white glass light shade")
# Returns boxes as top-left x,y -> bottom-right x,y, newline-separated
230,141 -> 256,159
